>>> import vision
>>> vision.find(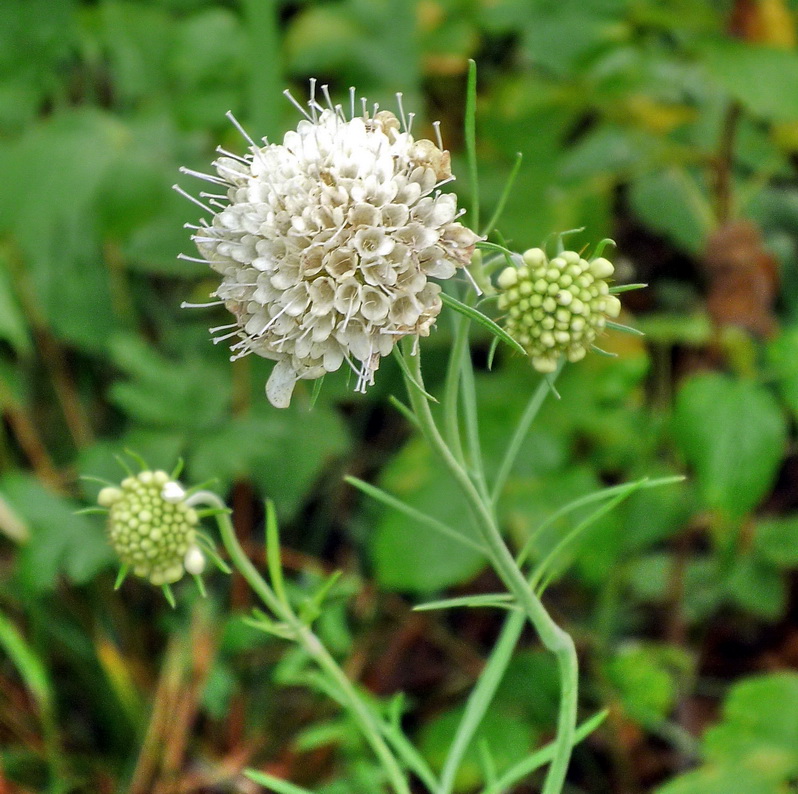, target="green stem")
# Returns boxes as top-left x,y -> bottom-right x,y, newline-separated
195,493 -> 412,794
491,361 -> 562,505
240,0 -> 281,141
465,59 -> 479,230
404,352 -> 578,794
439,611 -> 525,794
443,306 -> 469,464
